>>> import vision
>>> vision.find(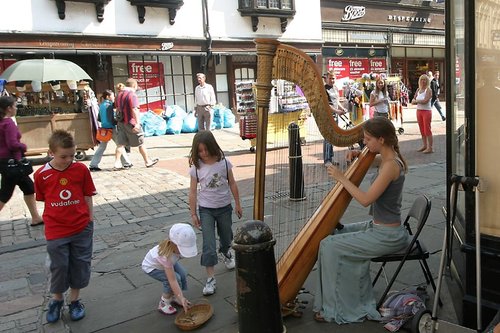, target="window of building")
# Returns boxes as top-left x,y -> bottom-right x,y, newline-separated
215,56 -> 229,107
322,29 -> 348,43
111,54 -> 192,112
